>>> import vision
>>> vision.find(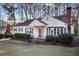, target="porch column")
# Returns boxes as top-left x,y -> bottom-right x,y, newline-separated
59,28 -> 61,34
53,28 -> 54,36
47,28 -> 49,35
63,28 -> 64,33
